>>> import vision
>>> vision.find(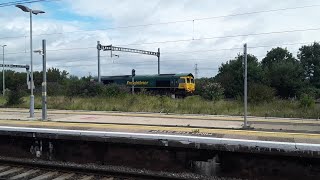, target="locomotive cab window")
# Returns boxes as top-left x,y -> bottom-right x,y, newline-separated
178,78 -> 186,83
191,79 -> 194,83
